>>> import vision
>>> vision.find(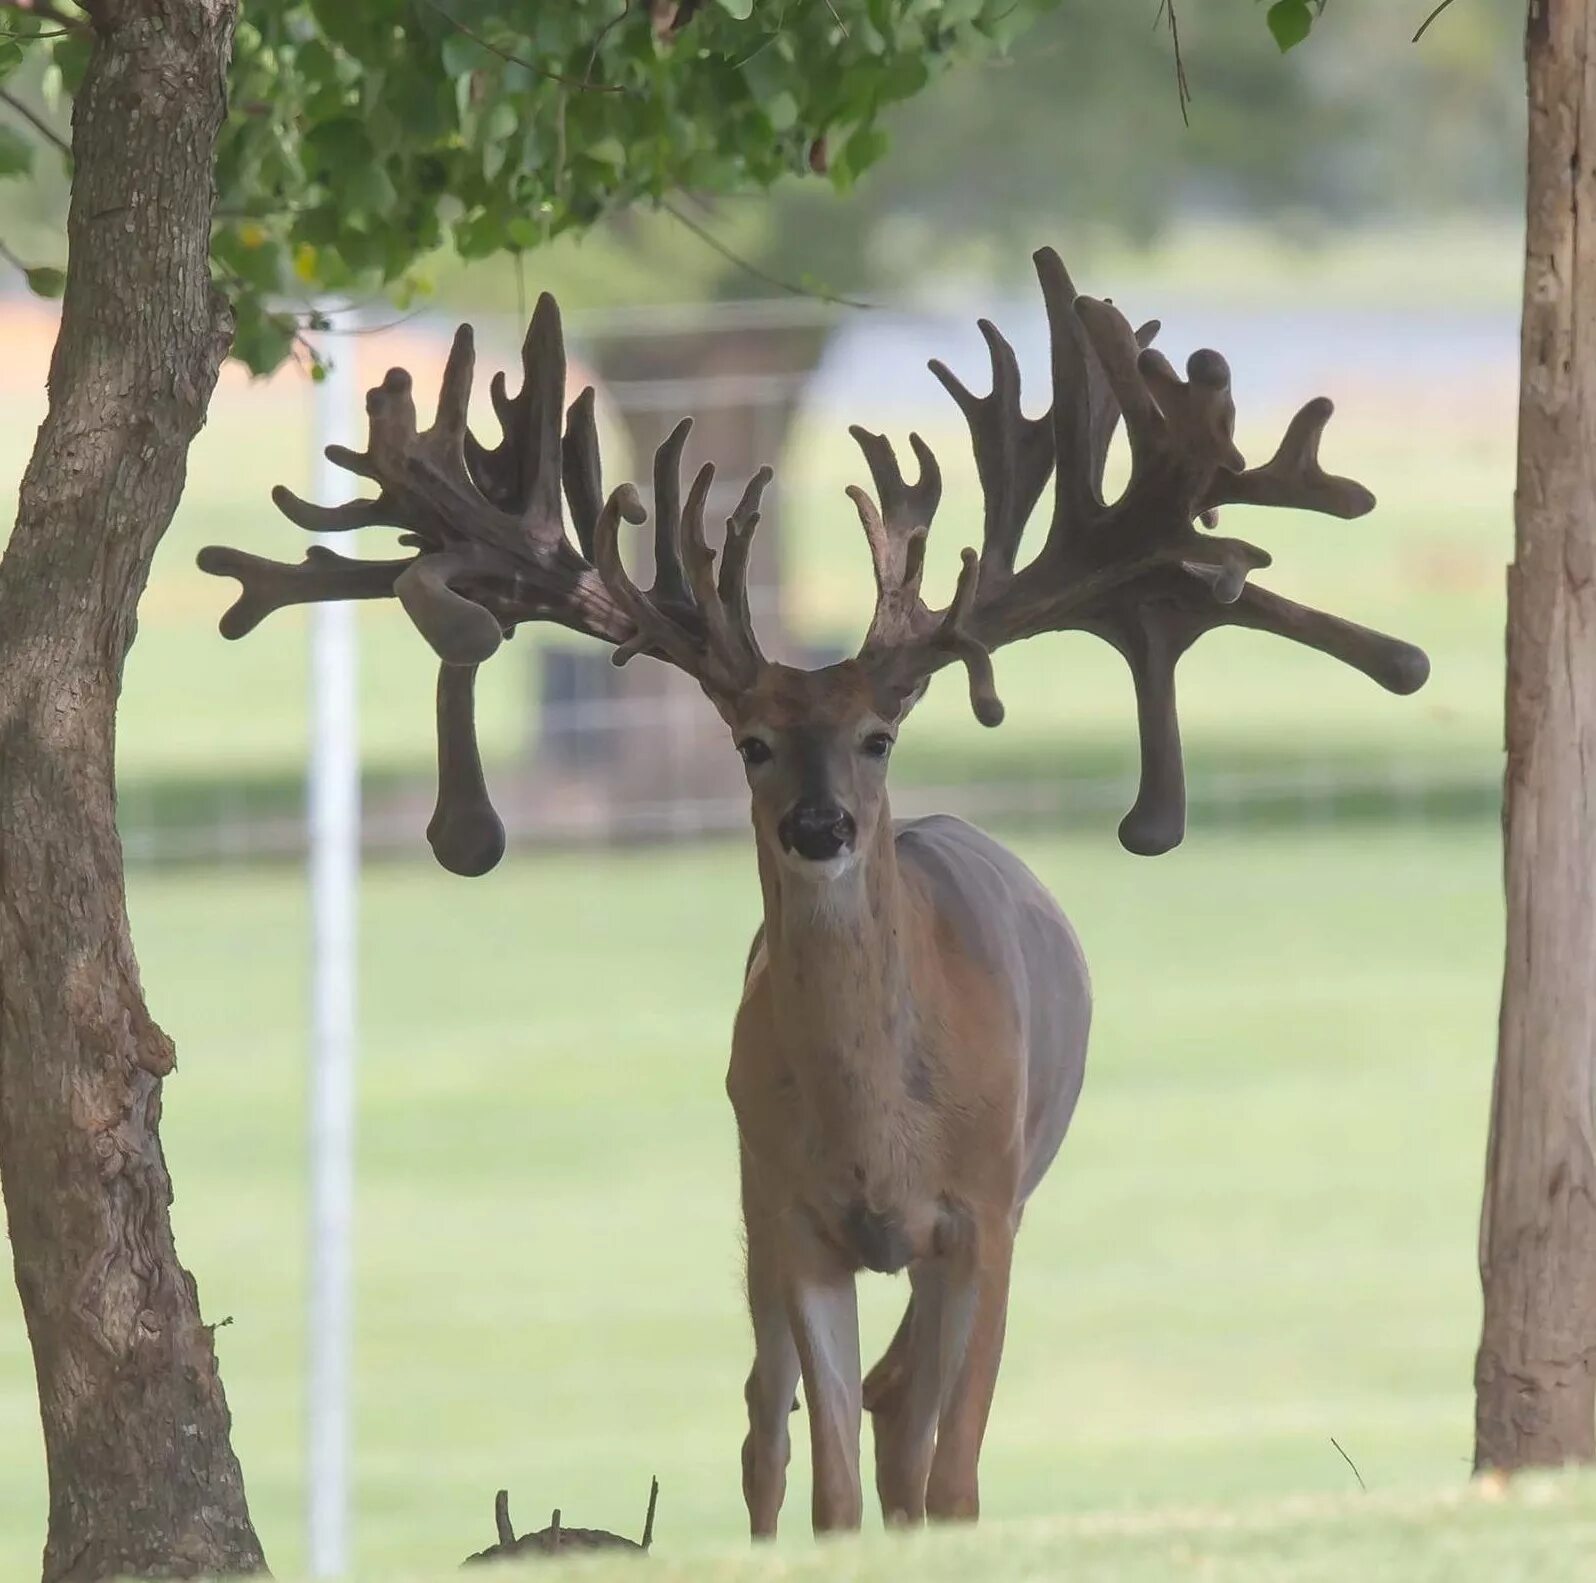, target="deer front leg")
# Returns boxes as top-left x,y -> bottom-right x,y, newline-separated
925,1215 -> 1016,1523
783,1219 -> 864,1535
740,1161 -> 800,1540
